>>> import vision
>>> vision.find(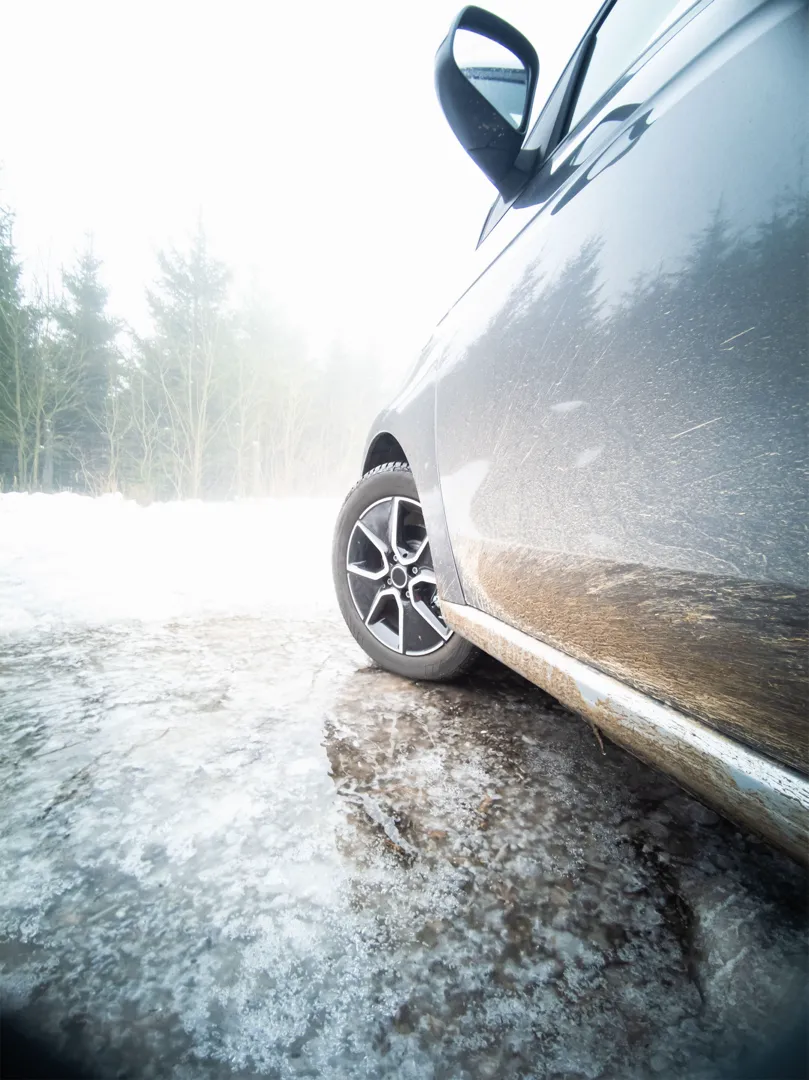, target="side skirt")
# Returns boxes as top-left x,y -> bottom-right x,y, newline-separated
441,601 -> 809,864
